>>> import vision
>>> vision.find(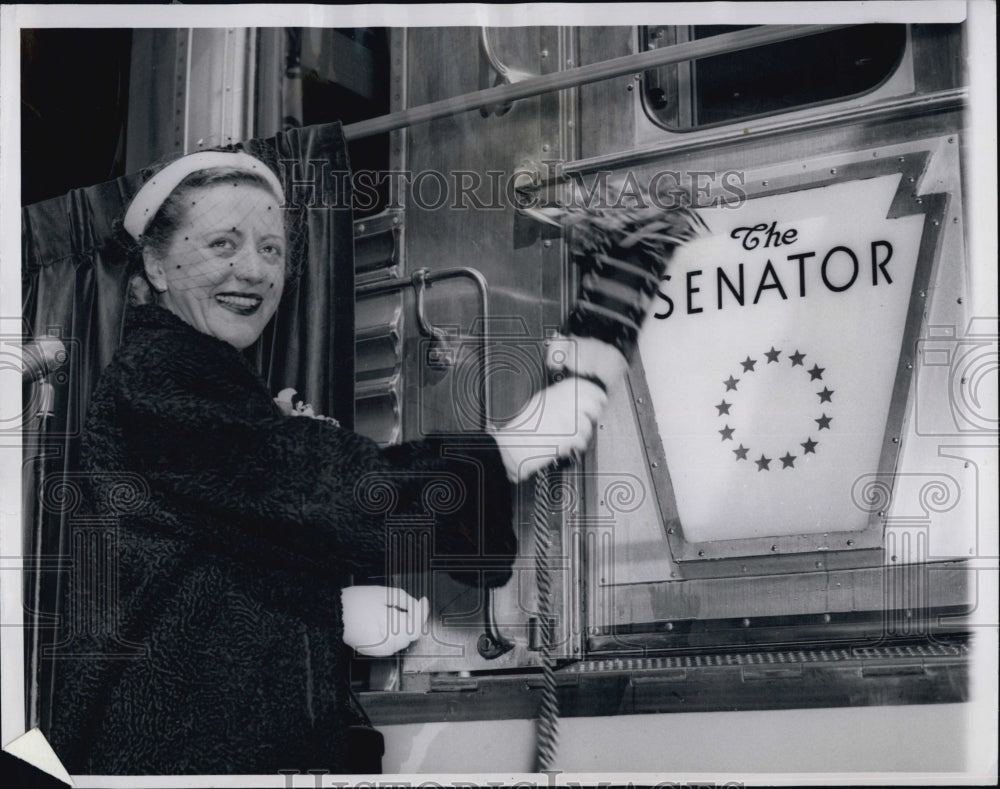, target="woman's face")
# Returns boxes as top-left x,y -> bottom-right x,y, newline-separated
143,182 -> 286,349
